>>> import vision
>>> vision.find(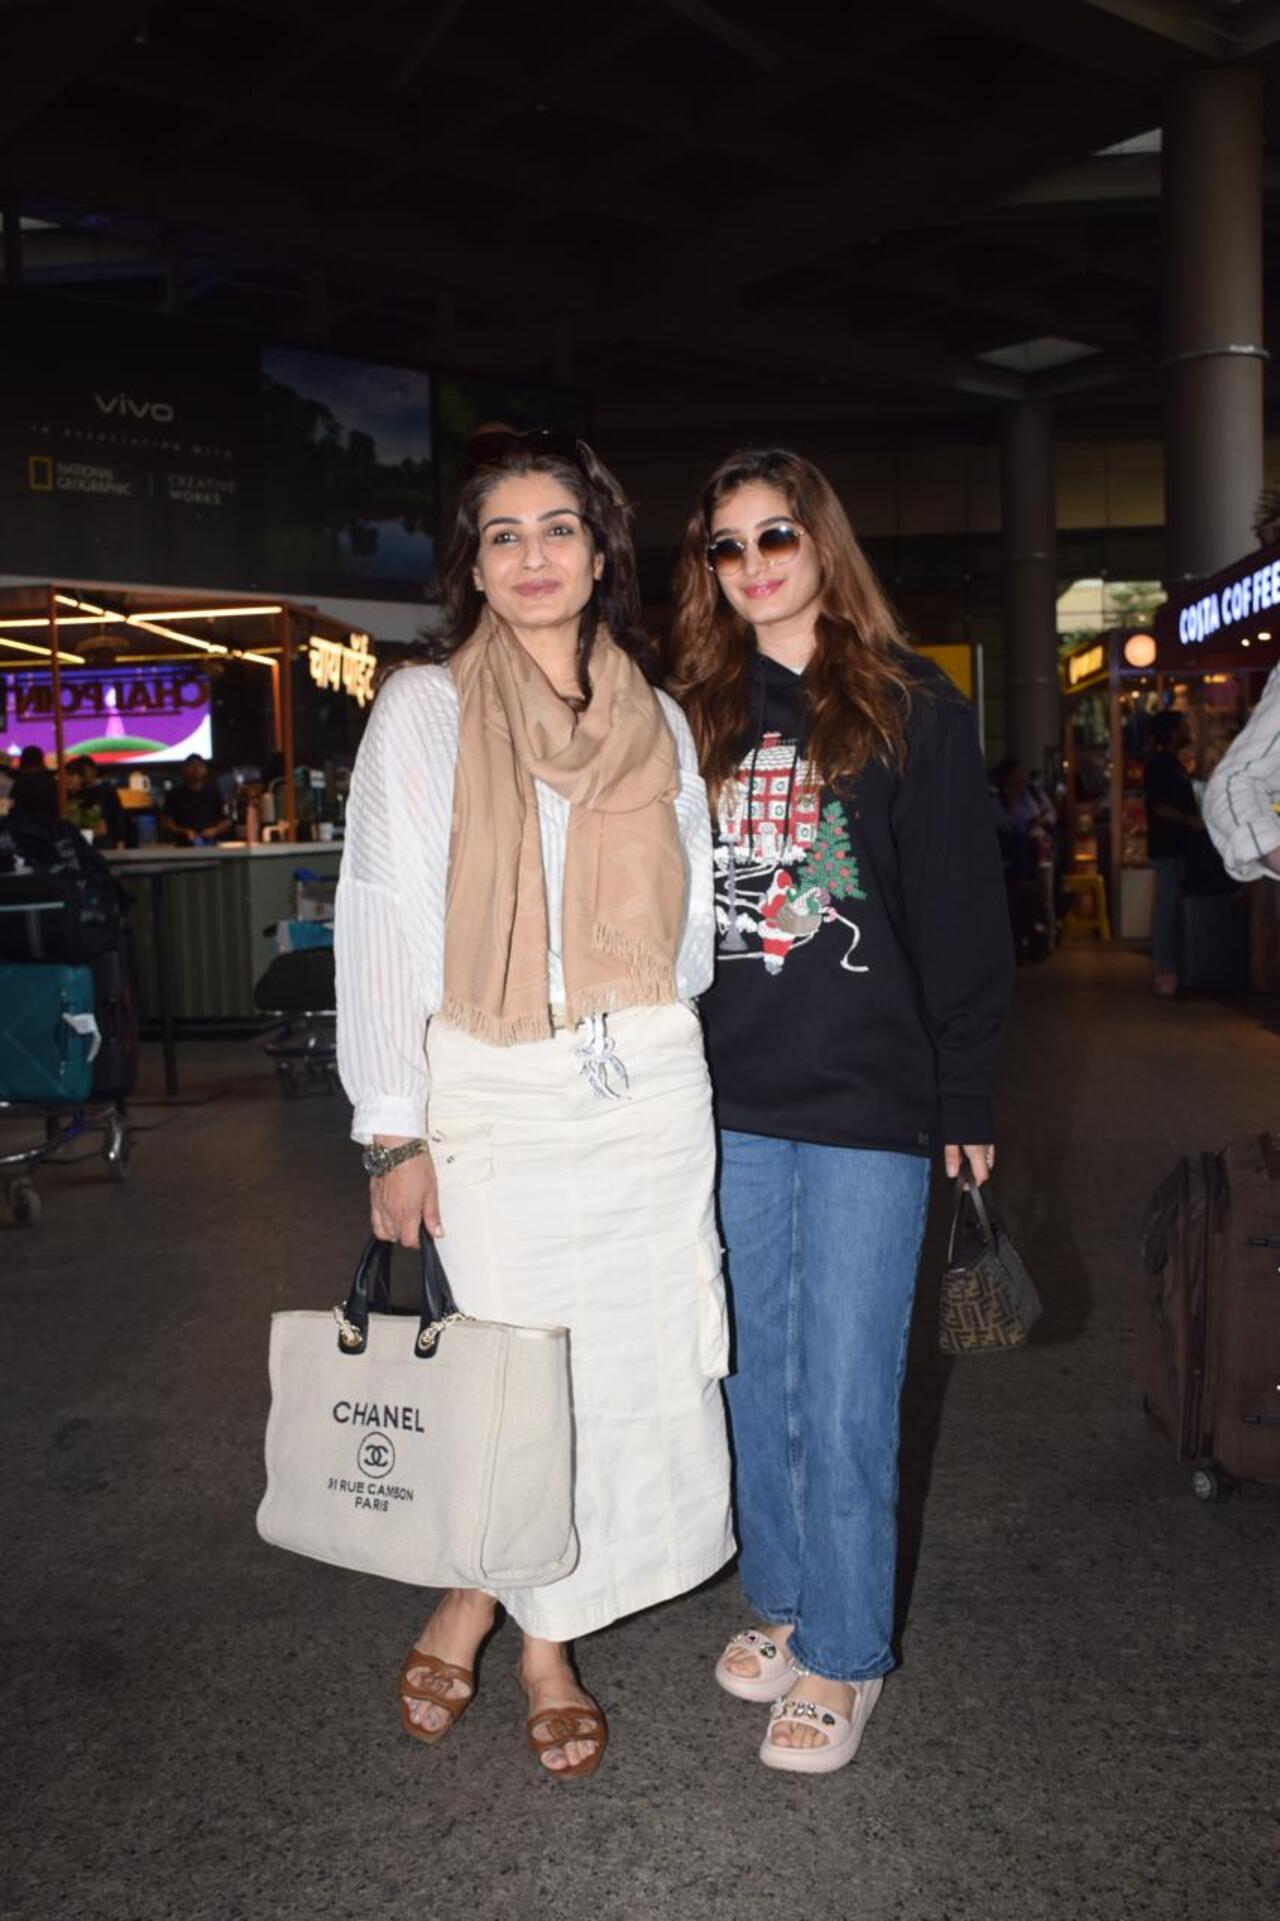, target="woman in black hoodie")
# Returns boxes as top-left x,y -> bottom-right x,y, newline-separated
671,449 -> 1014,1775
